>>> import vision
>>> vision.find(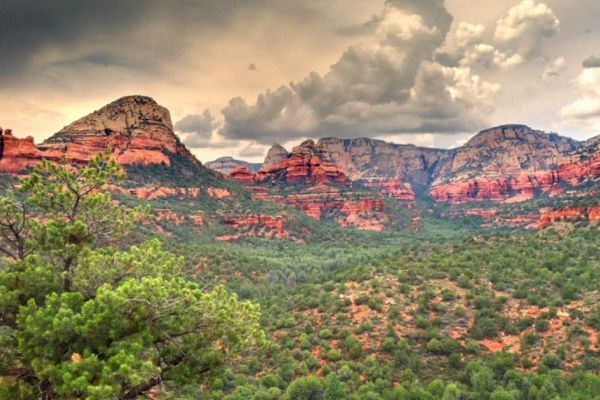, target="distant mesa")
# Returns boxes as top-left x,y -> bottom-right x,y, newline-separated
2,96 -> 600,232
205,156 -> 261,175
